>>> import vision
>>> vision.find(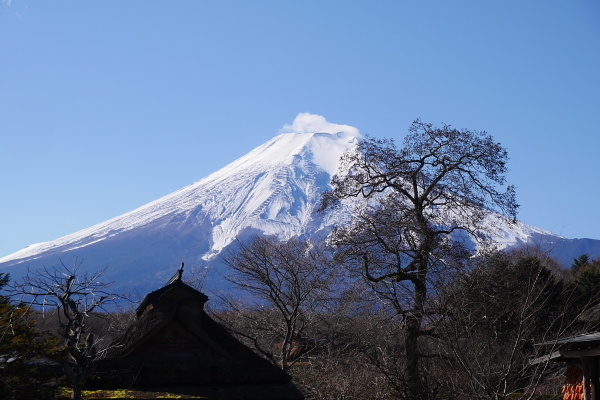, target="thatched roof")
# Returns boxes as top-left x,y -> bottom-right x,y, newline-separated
91,269 -> 295,391
134,263 -> 209,318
